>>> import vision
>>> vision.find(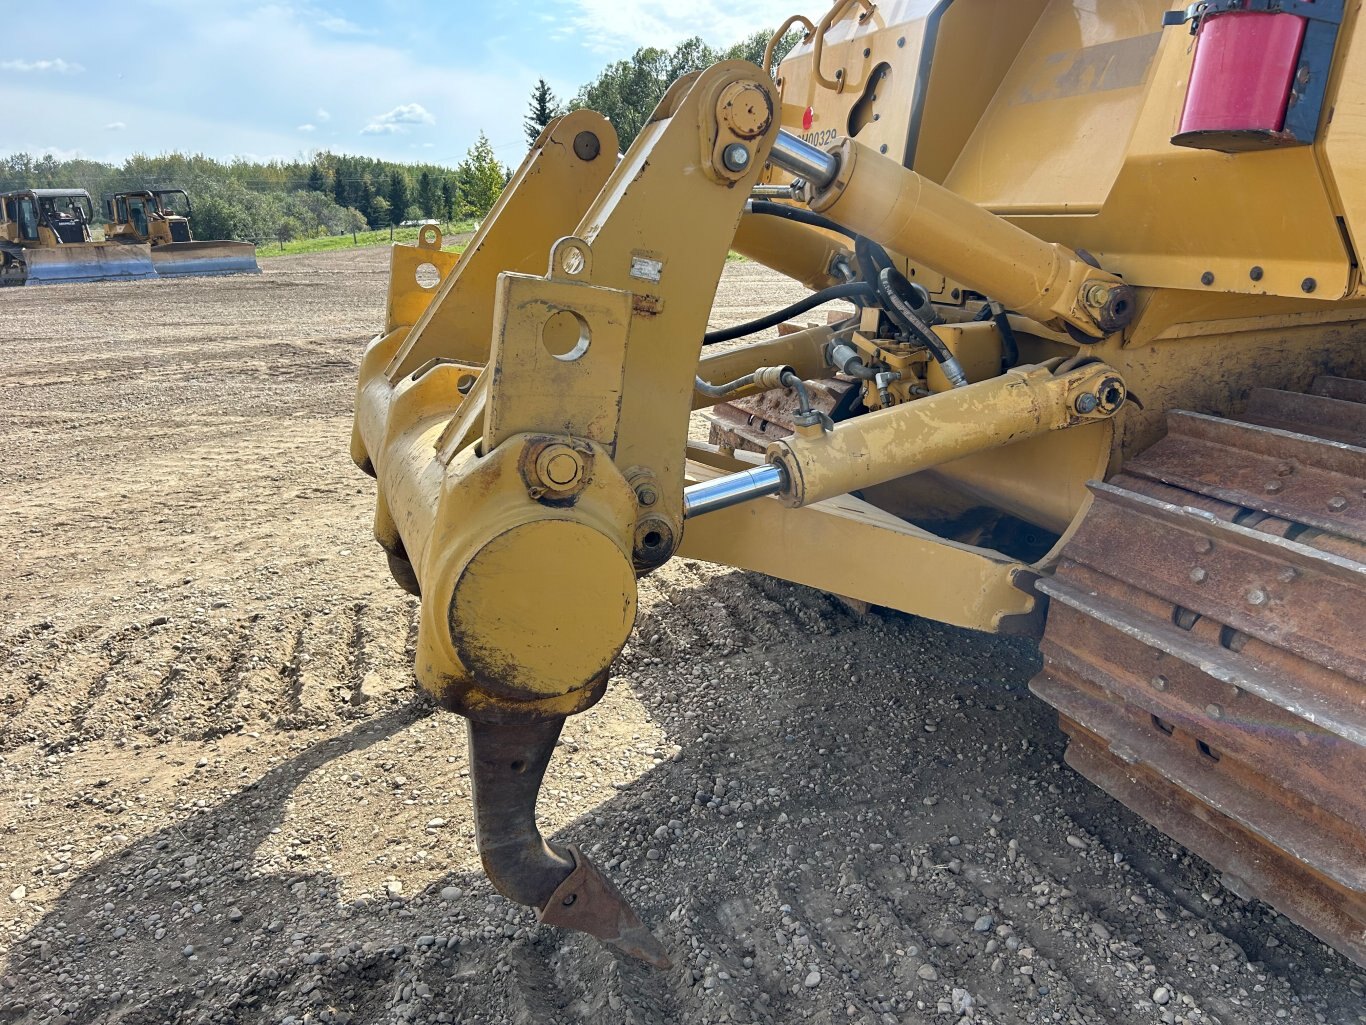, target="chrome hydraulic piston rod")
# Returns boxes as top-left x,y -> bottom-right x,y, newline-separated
770,130 -> 840,189
683,463 -> 787,518
683,361 -> 1126,514
766,131 -> 1135,339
